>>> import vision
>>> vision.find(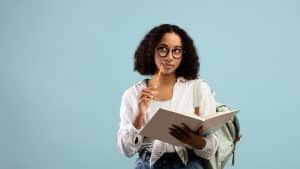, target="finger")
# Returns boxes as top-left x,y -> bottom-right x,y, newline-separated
178,124 -> 192,135
142,88 -> 157,96
169,132 -> 184,141
139,91 -> 154,100
169,130 -> 186,141
147,87 -> 158,95
137,97 -> 151,105
138,88 -> 158,102
137,88 -> 153,99
197,125 -> 204,136
138,97 -> 151,104
181,123 -> 194,133
171,125 -> 190,138
169,128 -> 185,139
